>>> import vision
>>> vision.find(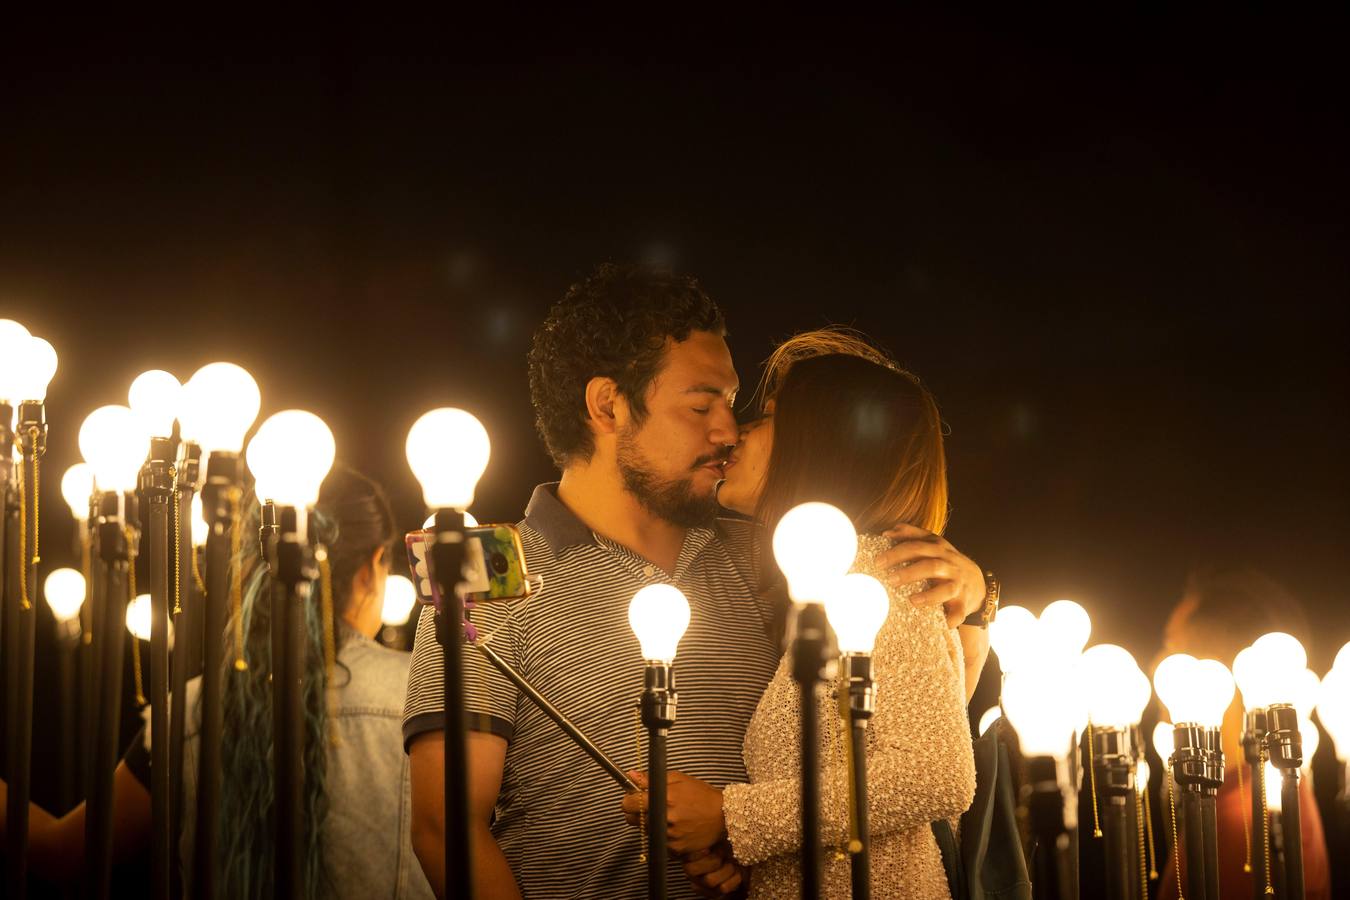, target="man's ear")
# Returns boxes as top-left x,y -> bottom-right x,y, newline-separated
584,376 -> 623,436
